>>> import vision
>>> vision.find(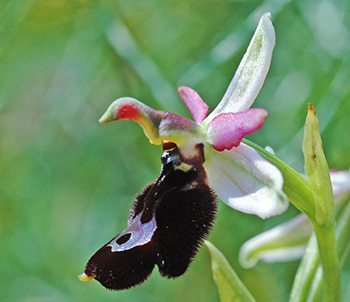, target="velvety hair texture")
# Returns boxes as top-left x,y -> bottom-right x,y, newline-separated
83,146 -> 217,290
